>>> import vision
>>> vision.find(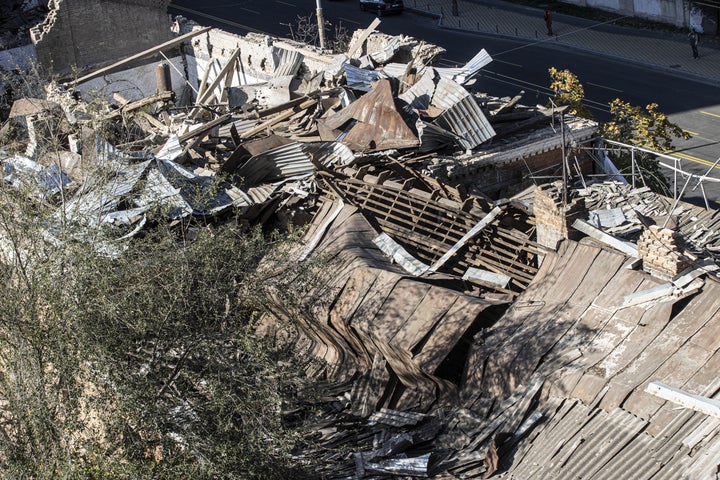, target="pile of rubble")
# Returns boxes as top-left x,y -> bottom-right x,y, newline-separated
4,13 -> 720,478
